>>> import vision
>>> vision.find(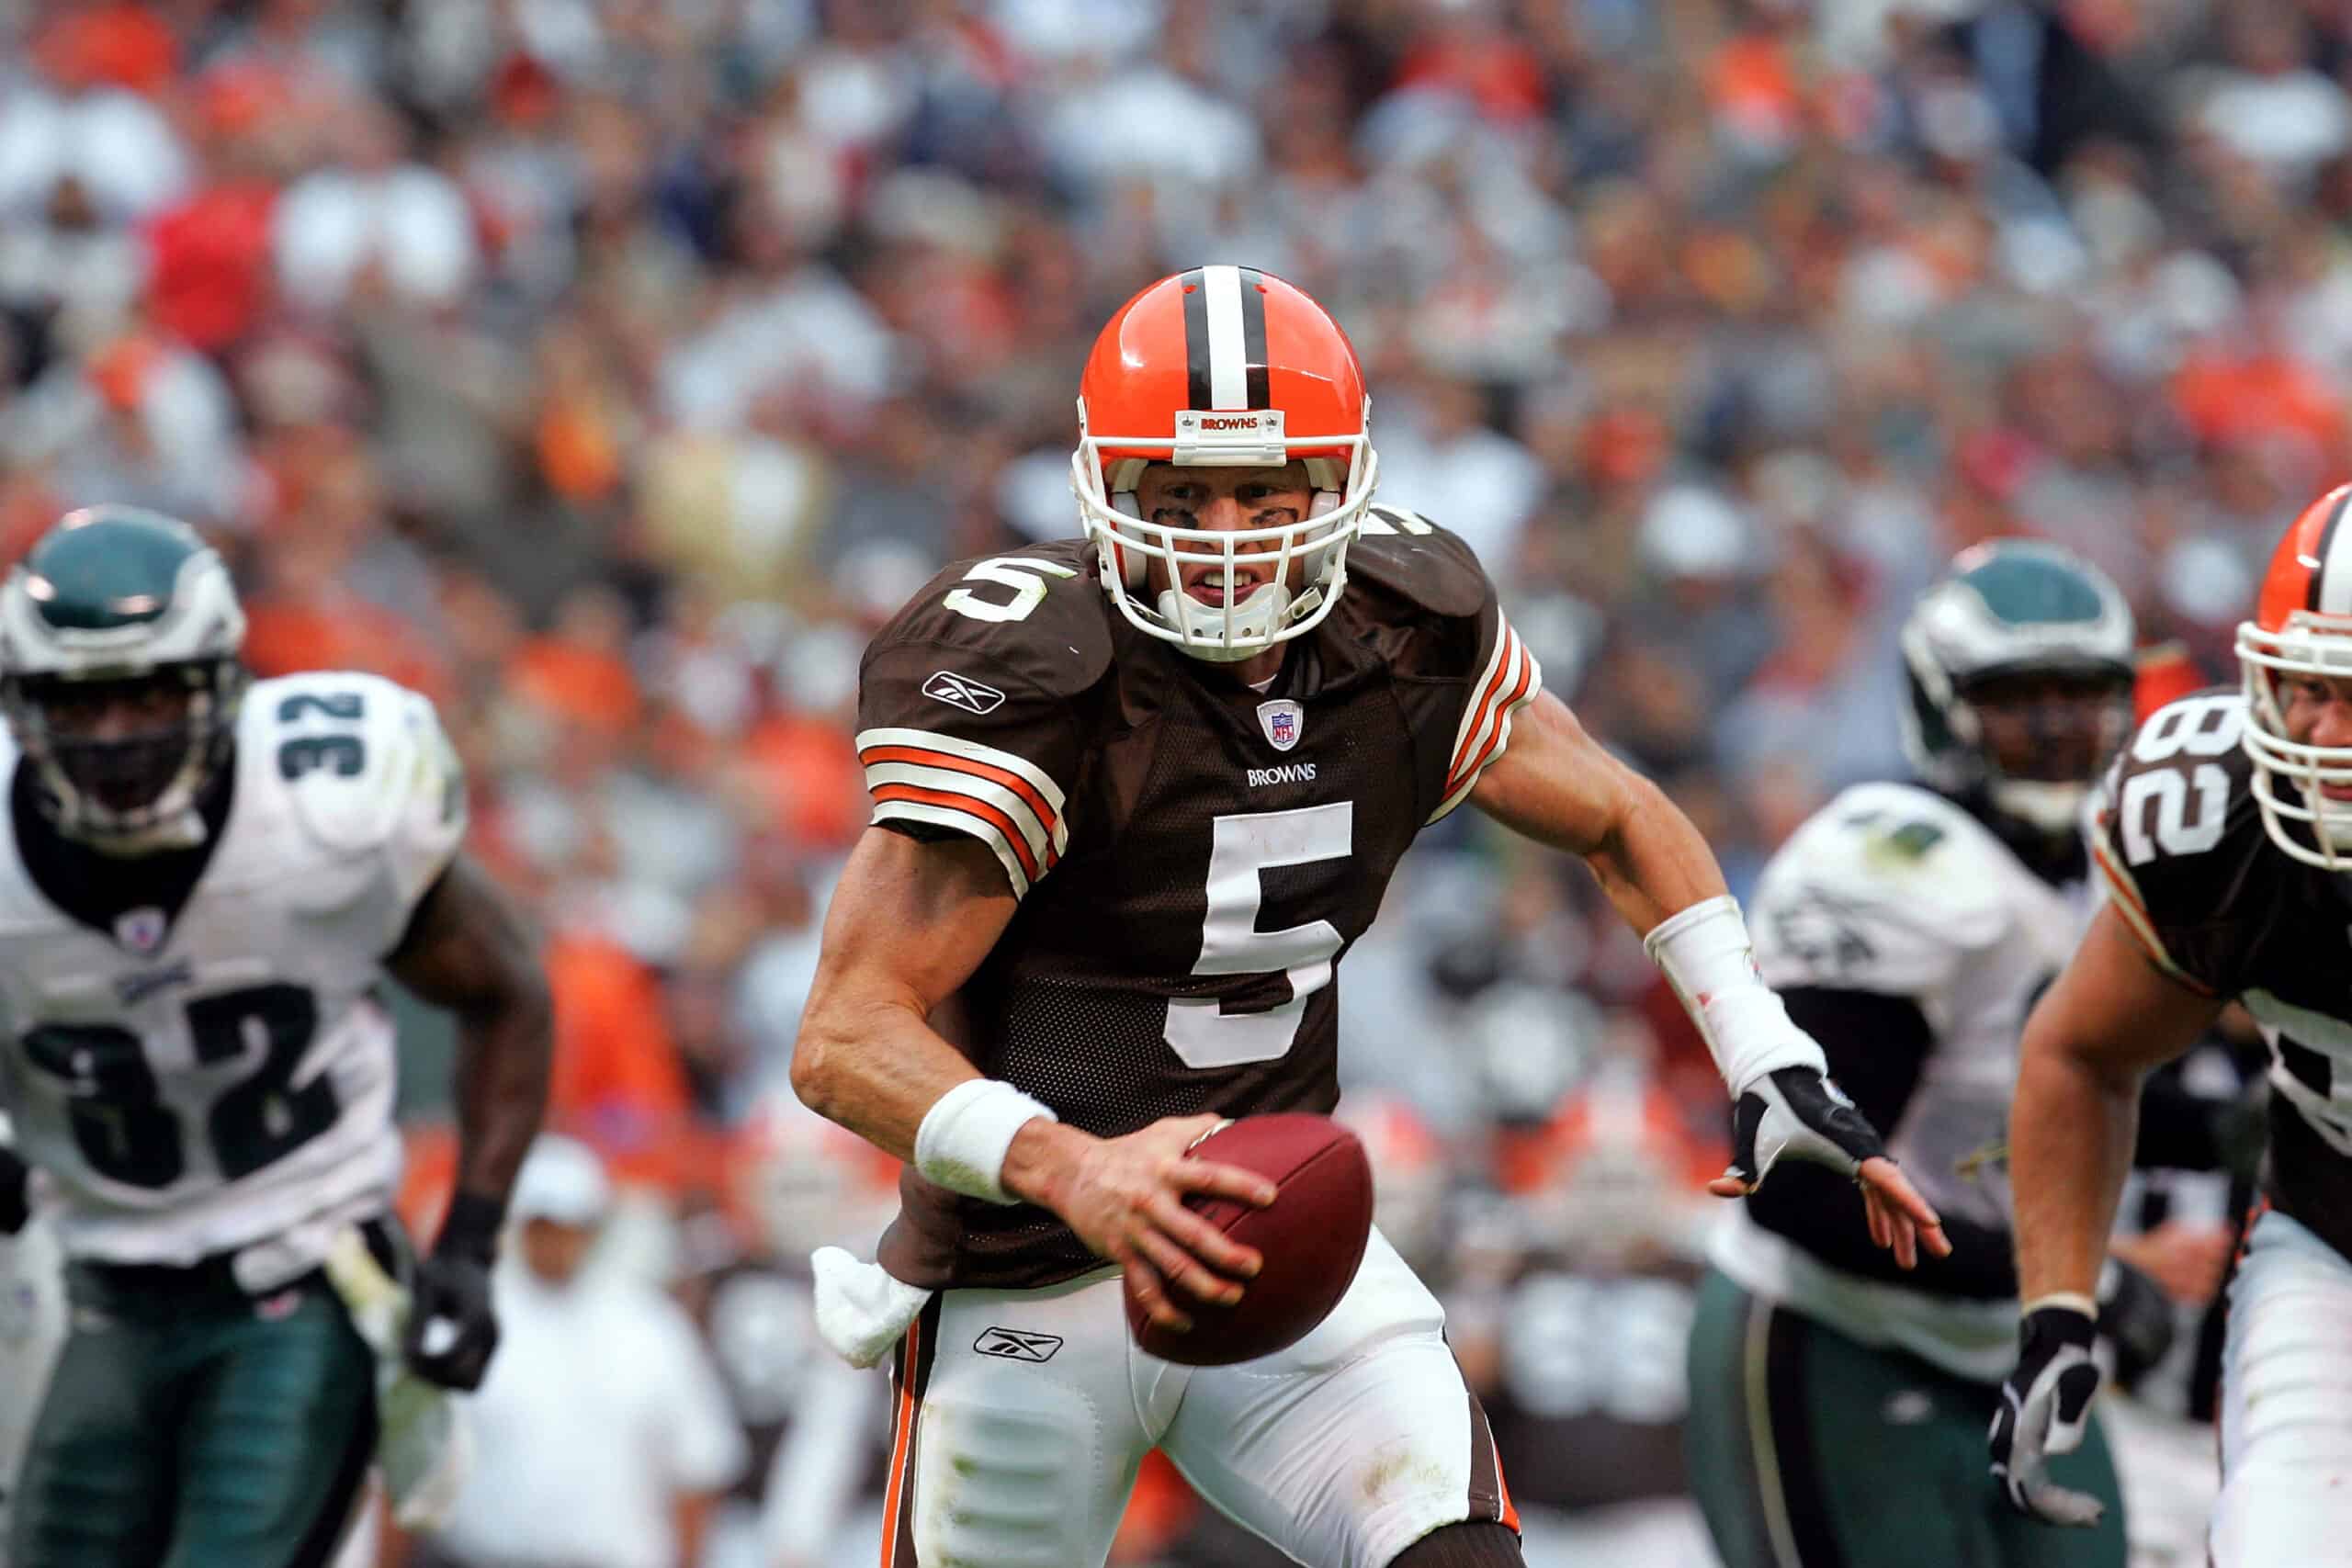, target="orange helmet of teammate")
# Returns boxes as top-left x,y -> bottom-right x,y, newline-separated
1070,266 -> 1378,661
2240,481 -> 2352,869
